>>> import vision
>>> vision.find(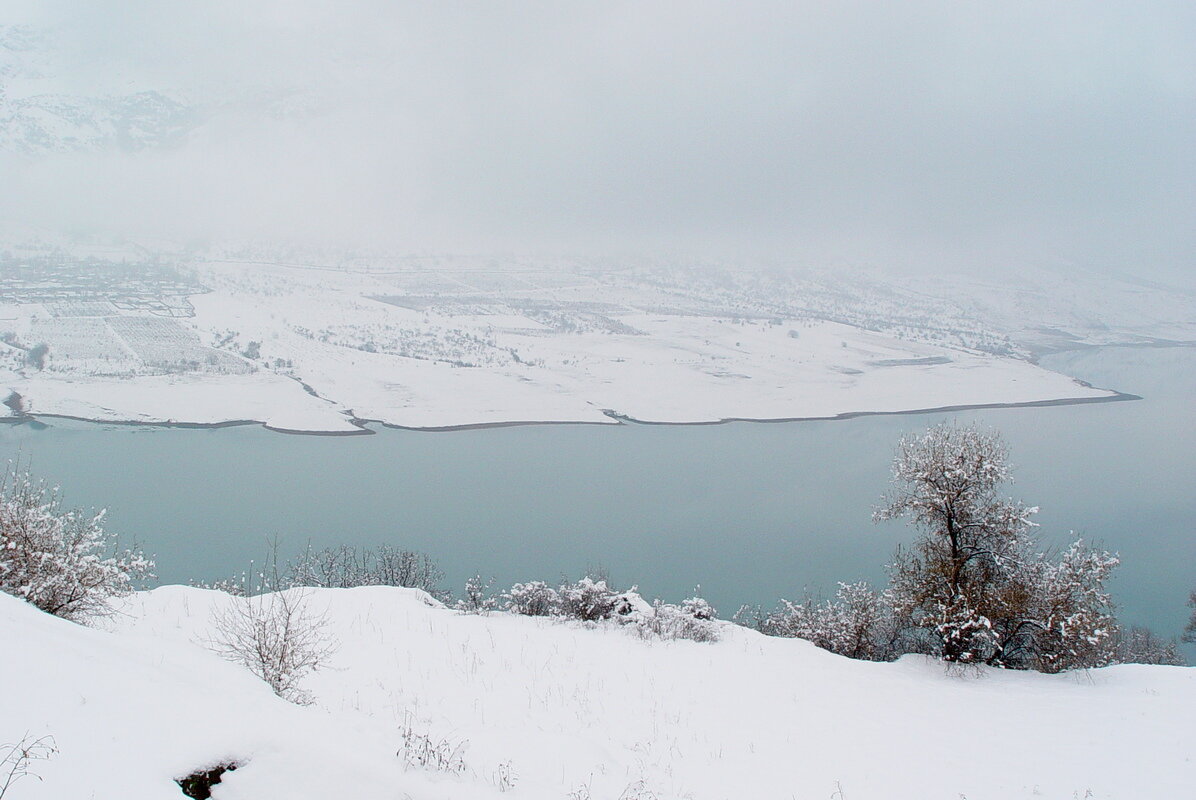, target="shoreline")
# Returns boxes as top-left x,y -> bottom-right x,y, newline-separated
1,336 -> 1186,439
599,388 -> 1140,428
0,387 -> 1140,437
6,341 -> 1176,436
